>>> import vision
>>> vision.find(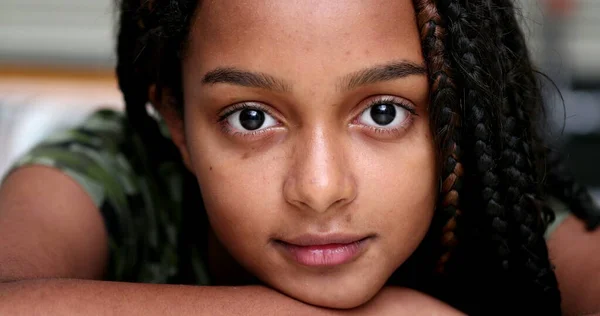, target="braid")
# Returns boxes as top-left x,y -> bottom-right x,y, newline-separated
115,0 -> 209,284
116,0 -> 198,165
413,0 -> 463,275
488,2 -> 562,311
433,0 -> 562,313
494,1 -> 600,229
117,0 -> 168,158
438,0 -> 512,271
